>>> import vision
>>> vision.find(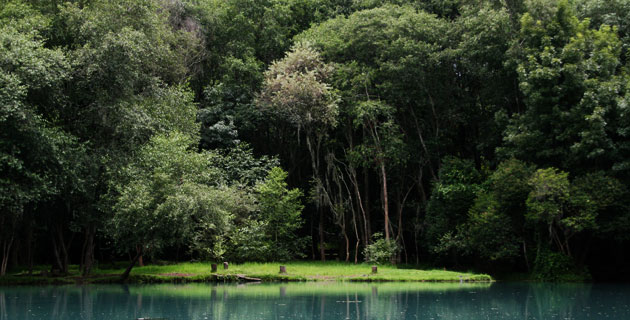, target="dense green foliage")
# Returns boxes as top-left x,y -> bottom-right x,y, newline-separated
2,0 -> 630,281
